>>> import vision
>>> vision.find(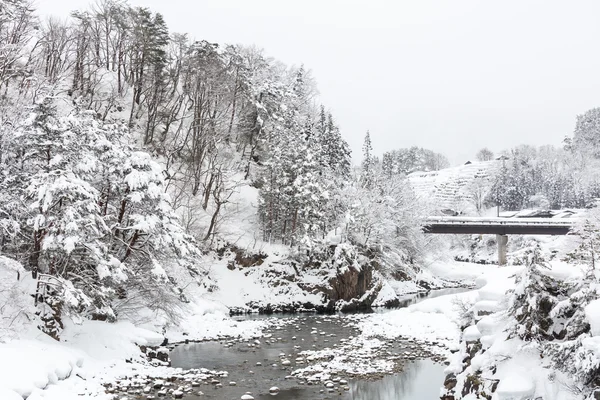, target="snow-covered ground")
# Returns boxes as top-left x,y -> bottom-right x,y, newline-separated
1,229 -> 591,400
0,256 -> 267,399
359,263 -> 490,358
